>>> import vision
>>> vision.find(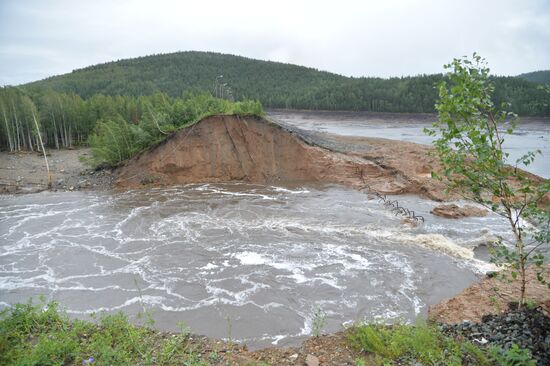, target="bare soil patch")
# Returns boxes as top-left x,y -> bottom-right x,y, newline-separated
0,148 -> 113,194
429,267 -> 550,324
